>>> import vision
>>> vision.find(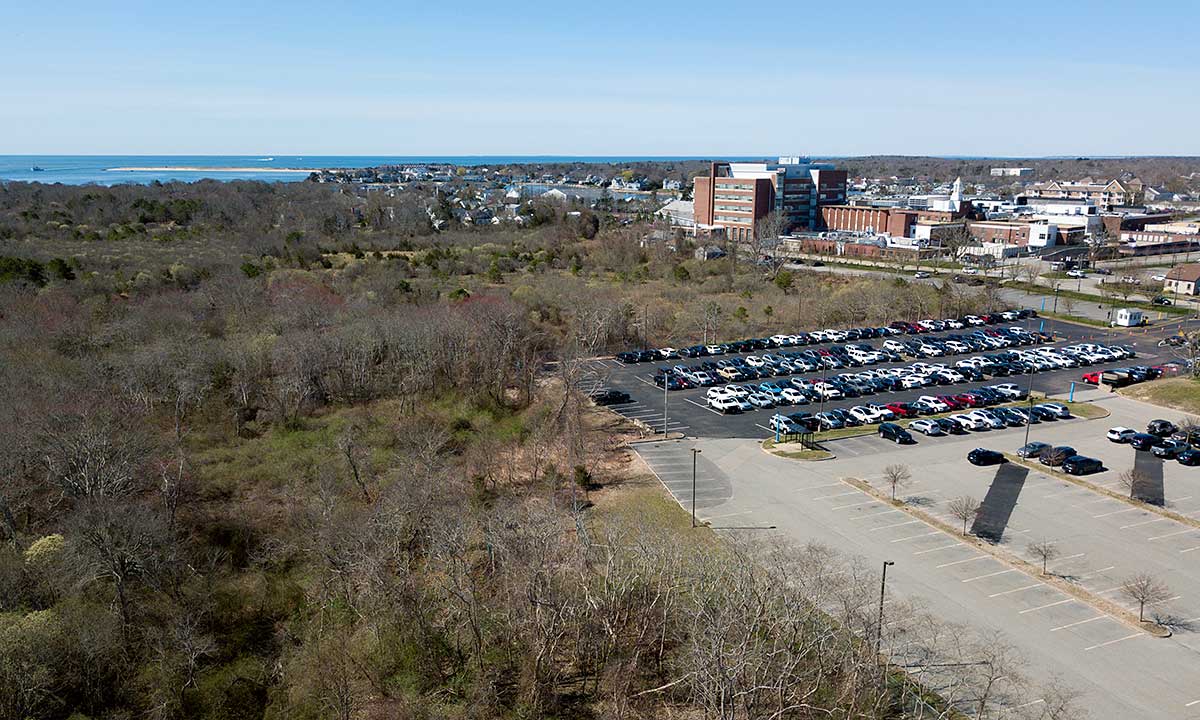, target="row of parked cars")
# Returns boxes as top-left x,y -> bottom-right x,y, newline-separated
658,327 -> 1076,396
1106,419 -> 1200,465
970,438 -> 1104,475
614,310 -> 1037,364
